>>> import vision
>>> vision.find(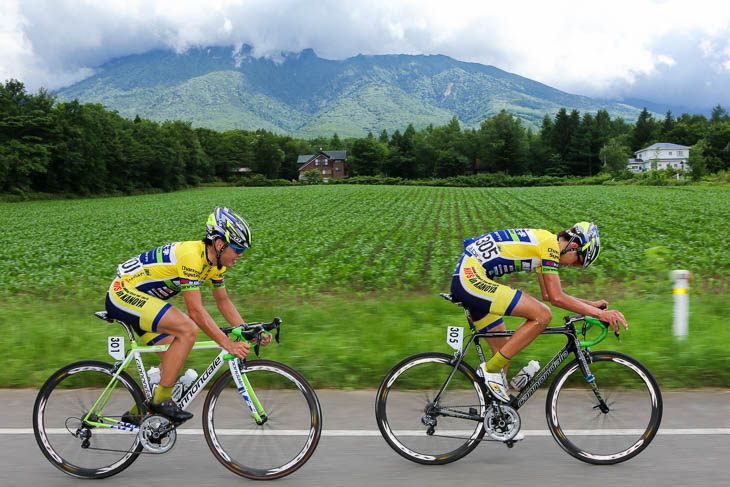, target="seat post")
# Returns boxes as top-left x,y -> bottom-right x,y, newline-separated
463,307 -> 478,332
